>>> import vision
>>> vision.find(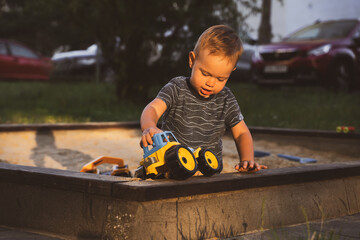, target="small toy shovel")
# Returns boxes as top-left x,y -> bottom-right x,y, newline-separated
277,154 -> 317,164
254,150 -> 271,158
